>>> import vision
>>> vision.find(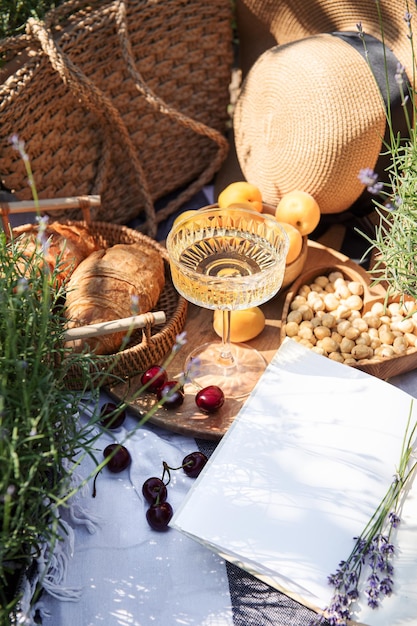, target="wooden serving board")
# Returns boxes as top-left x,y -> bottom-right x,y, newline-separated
110,241 -> 373,439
